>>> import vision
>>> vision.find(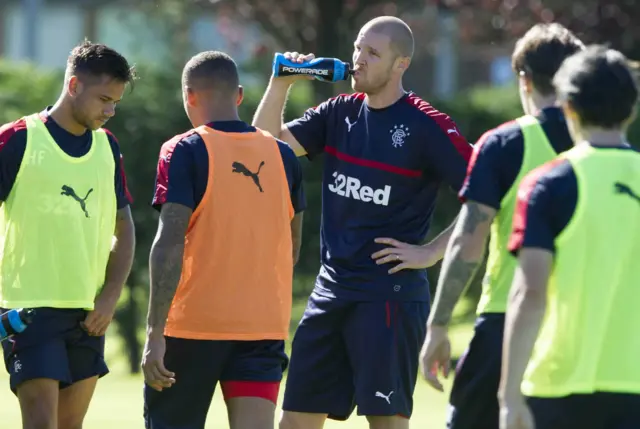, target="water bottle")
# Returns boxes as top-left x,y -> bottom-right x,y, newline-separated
0,308 -> 35,342
272,53 -> 353,83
